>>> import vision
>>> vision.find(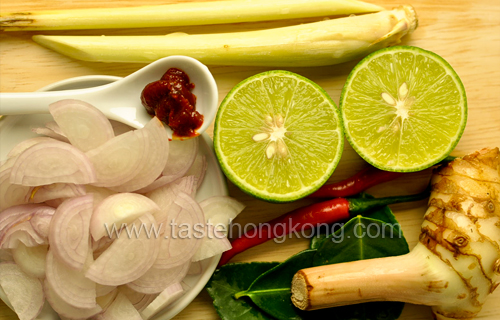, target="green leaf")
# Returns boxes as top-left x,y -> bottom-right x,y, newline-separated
206,262 -> 279,320
208,197 -> 409,320
234,250 -> 317,320
313,215 -> 409,265
309,224 -> 341,250
310,193 -> 403,250
310,213 -> 410,320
